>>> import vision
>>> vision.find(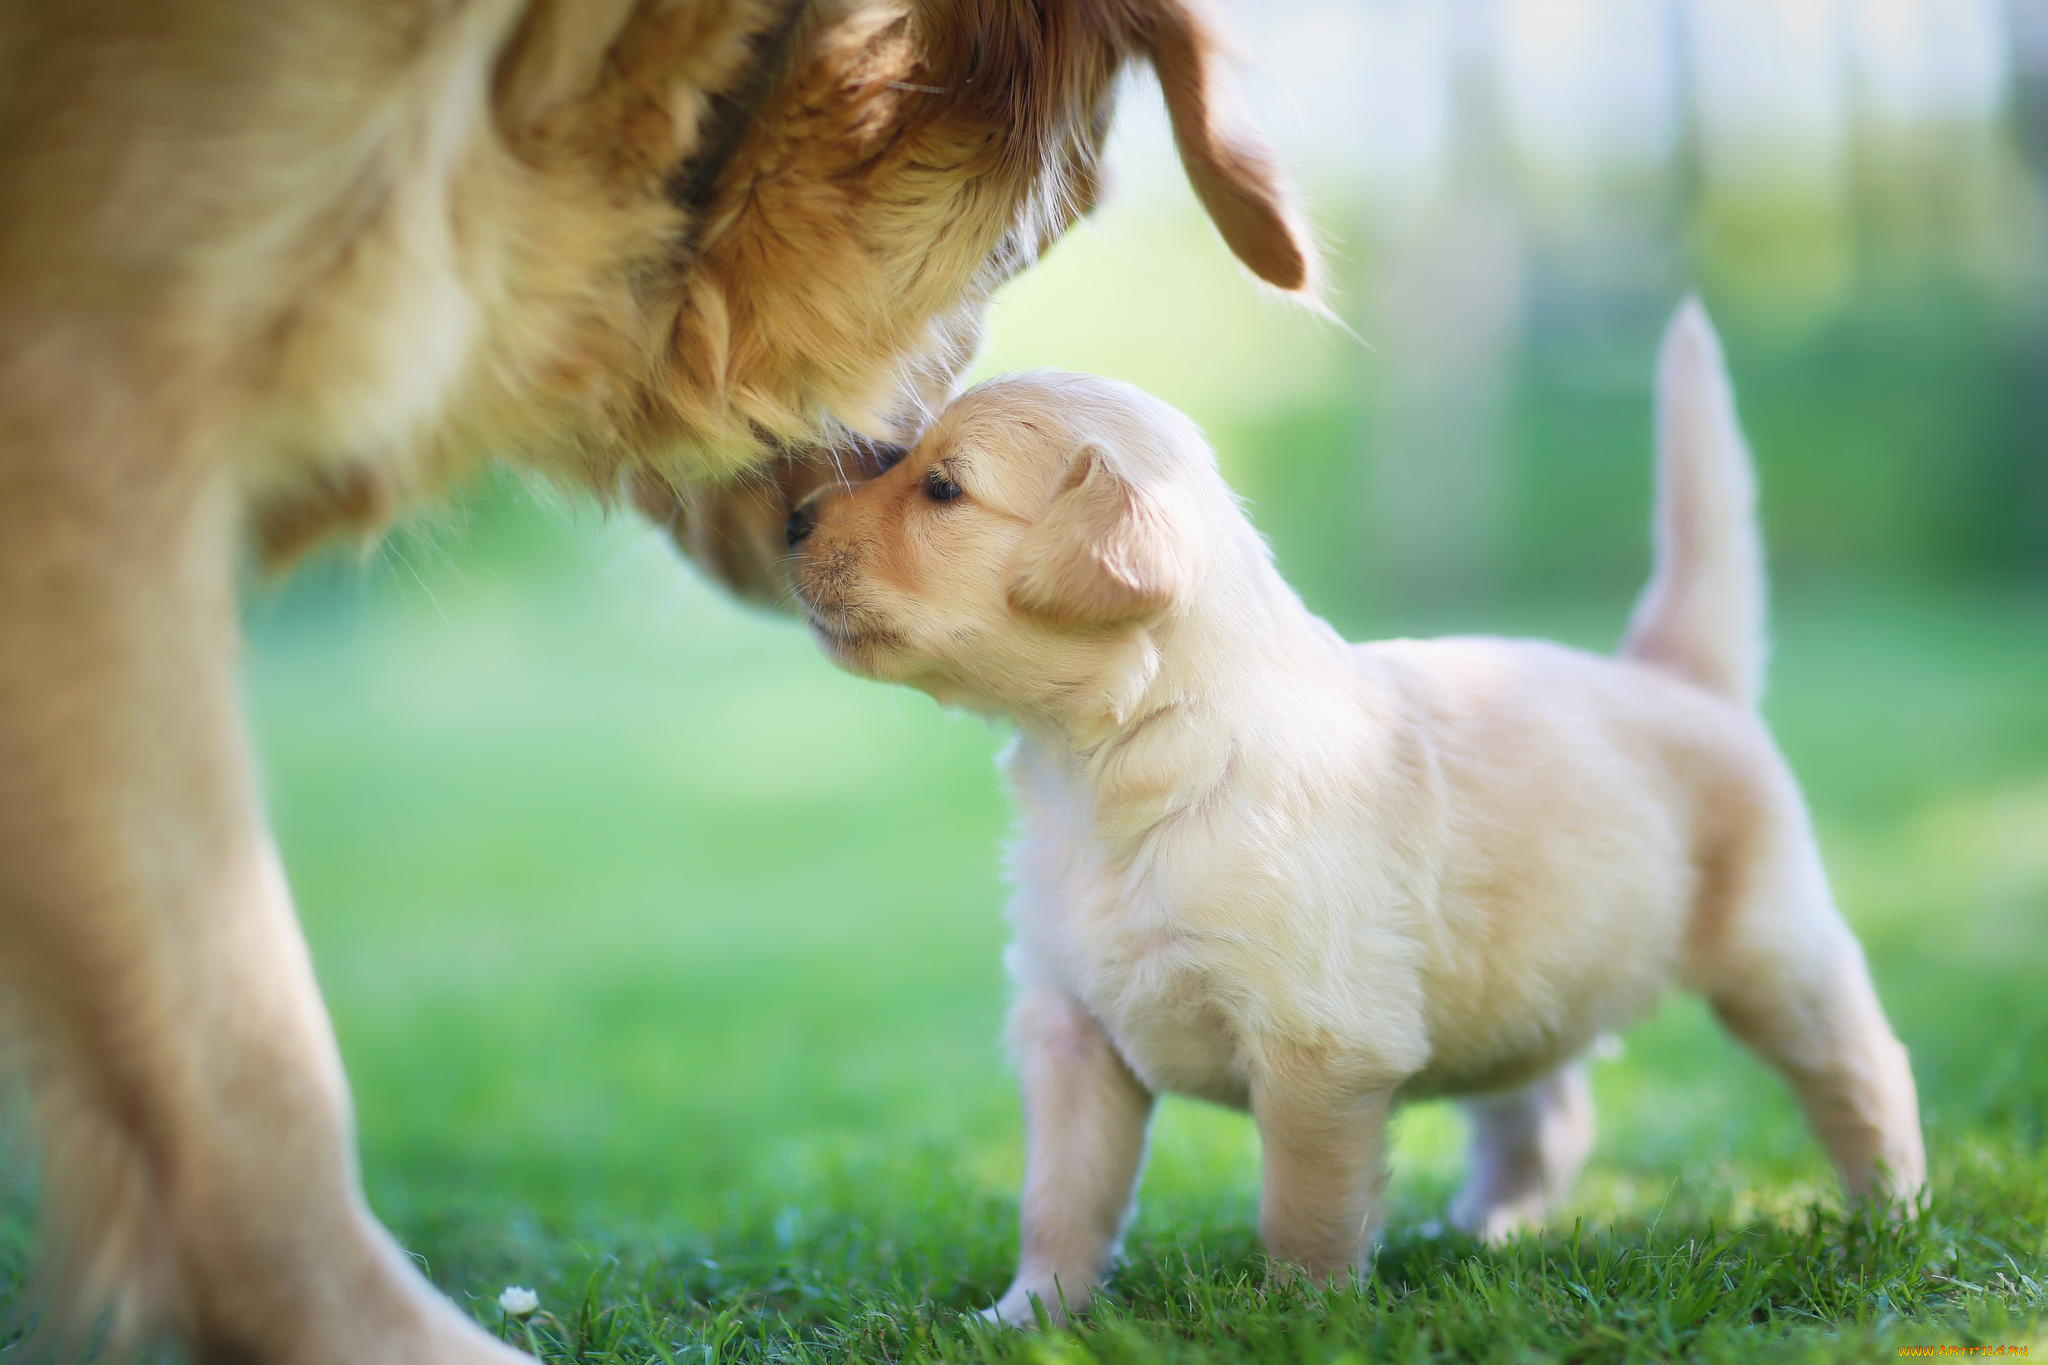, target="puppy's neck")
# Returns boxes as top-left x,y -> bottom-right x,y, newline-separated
1014,527 -> 1347,841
